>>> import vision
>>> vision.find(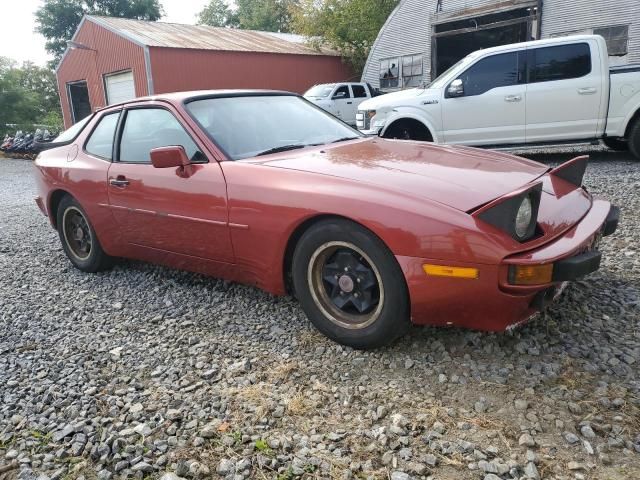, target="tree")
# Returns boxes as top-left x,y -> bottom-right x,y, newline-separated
235,0 -> 296,32
291,0 -> 399,74
0,58 -> 63,136
35,0 -> 164,62
198,0 -> 296,32
197,0 -> 238,27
